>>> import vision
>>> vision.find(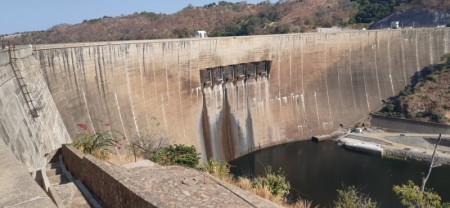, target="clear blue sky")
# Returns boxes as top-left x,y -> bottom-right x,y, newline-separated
1,0 -> 264,35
